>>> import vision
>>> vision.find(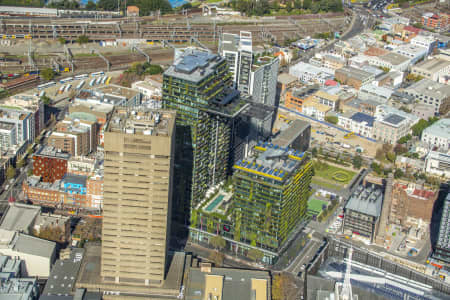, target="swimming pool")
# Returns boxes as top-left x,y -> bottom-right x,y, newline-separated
204,194 -> 225,212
